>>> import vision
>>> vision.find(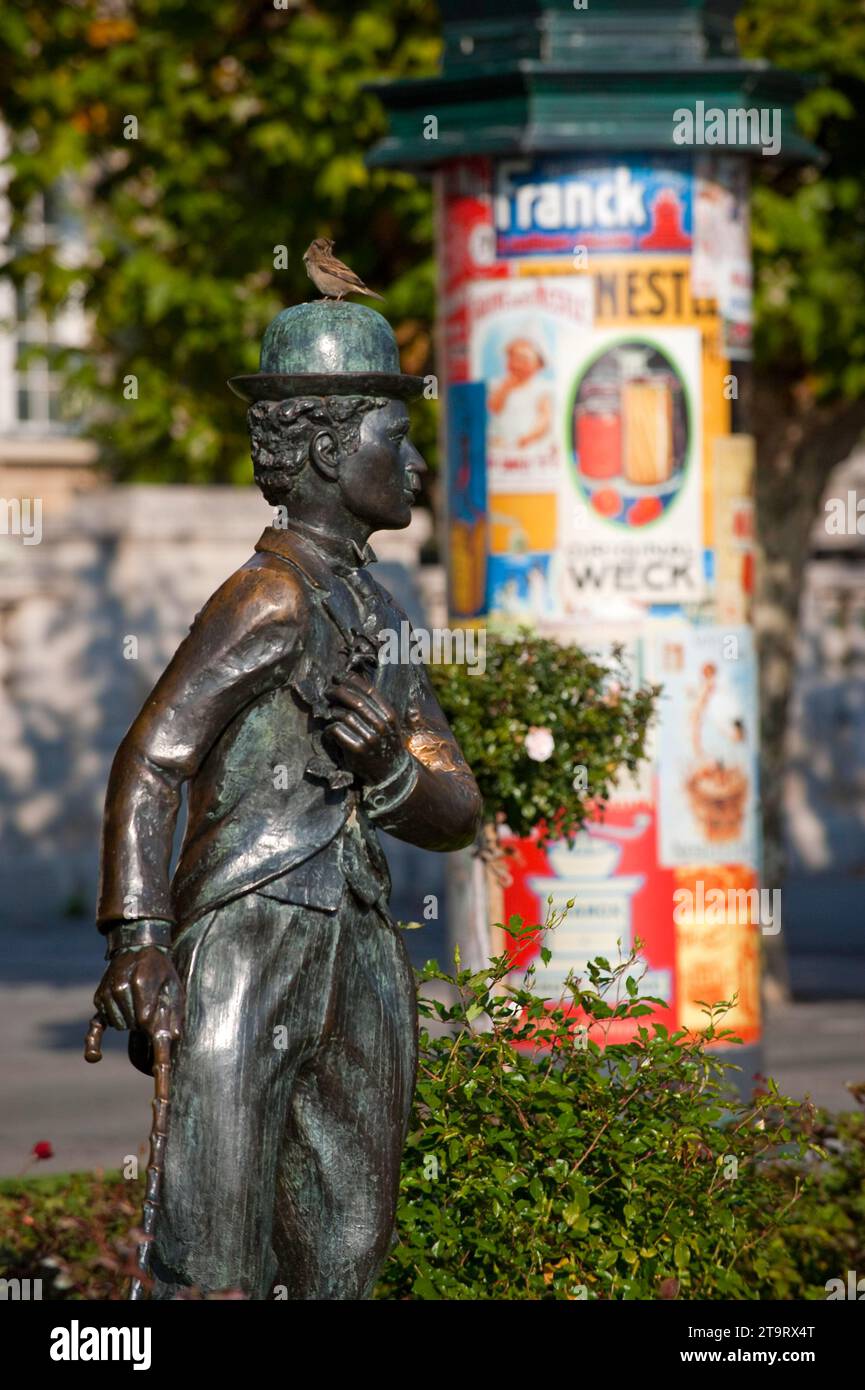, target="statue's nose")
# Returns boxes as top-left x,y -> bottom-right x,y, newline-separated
403,439 -> 427,475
